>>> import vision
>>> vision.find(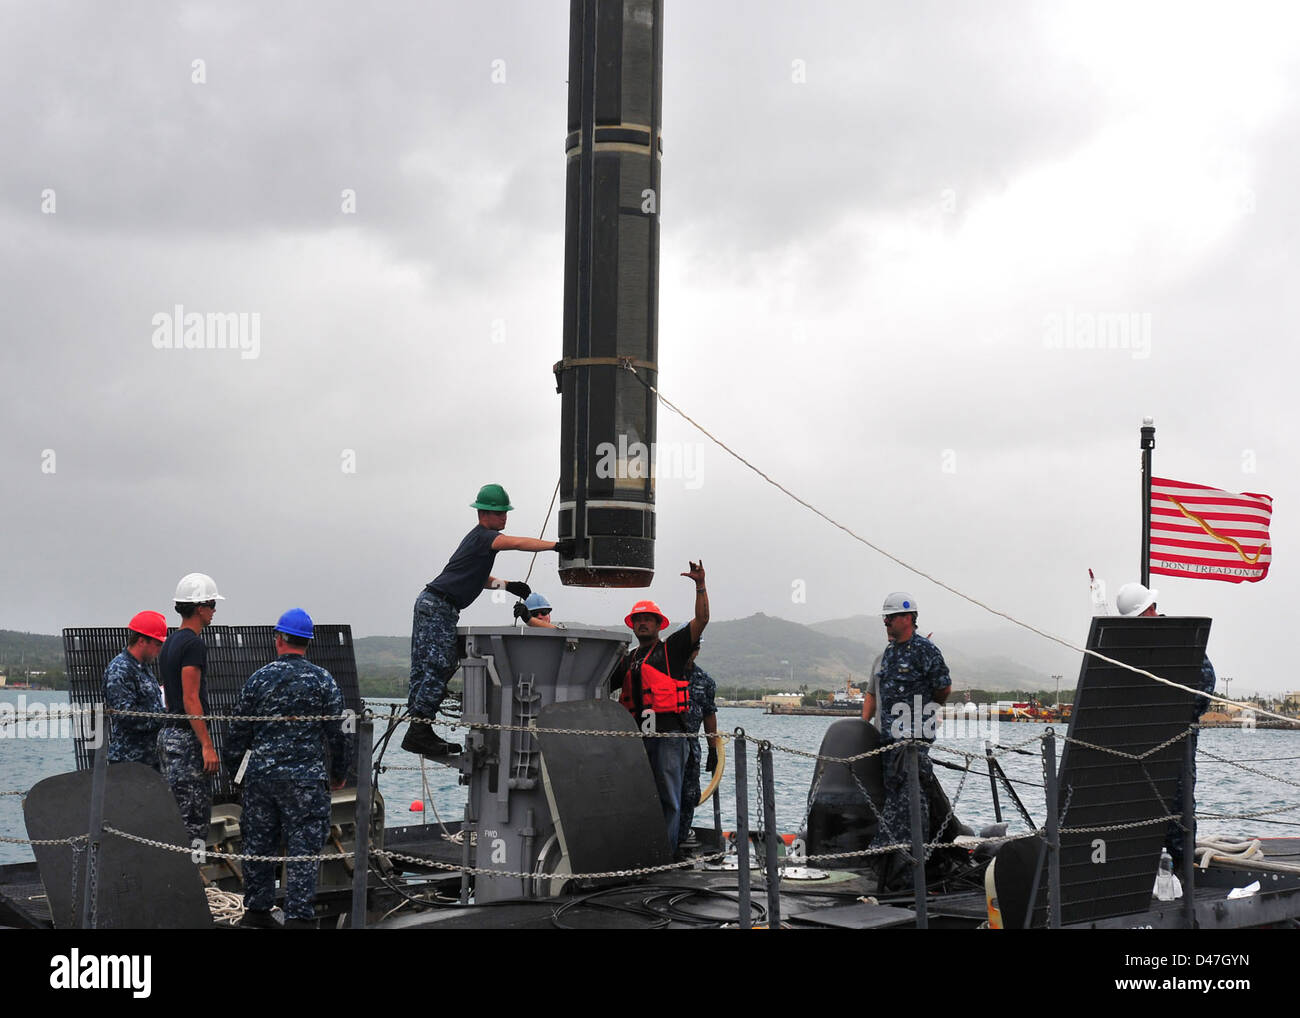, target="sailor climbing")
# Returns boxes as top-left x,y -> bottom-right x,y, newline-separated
608,561 -> 709,852
403,484 -> 570,758
102,610 -> 168,769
